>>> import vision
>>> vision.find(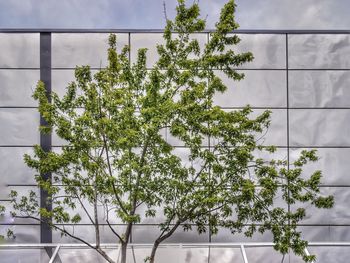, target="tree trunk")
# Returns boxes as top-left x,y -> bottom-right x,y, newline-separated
149,221 -> 182,263
149,241 -> 160,263
120,242 -> 128,263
